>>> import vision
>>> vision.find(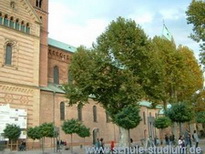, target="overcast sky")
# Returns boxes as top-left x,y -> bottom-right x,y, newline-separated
48,0 -> 201,59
